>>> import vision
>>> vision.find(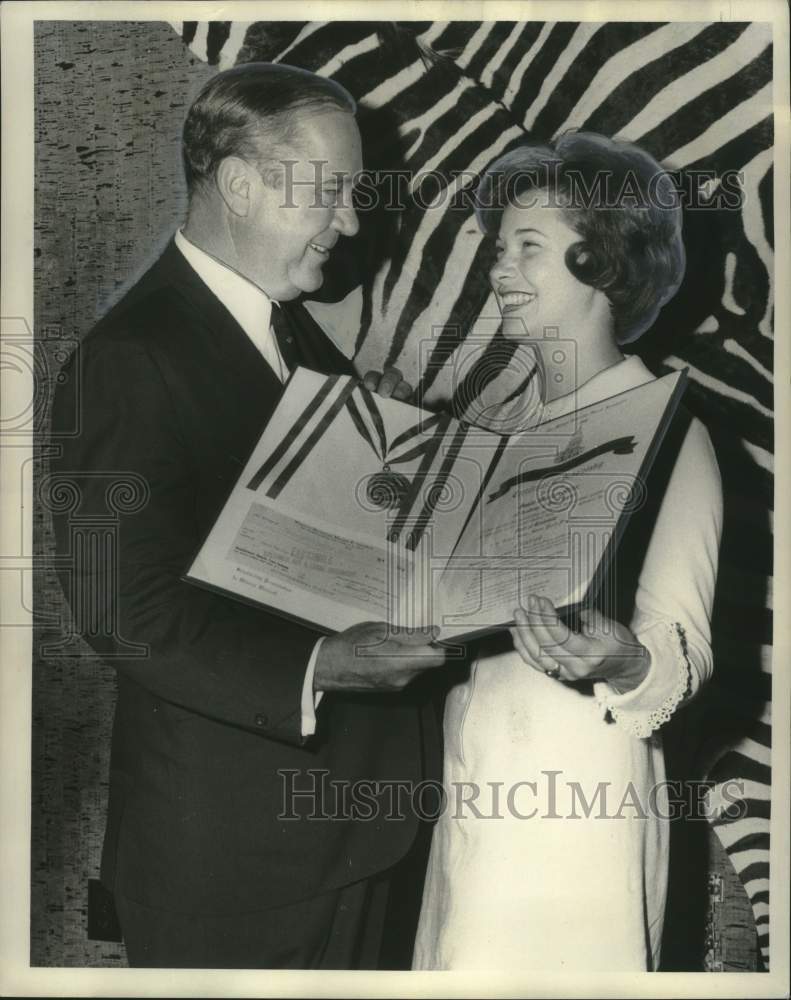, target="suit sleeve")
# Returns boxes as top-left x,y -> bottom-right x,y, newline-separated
50,336 -> 319,745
